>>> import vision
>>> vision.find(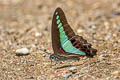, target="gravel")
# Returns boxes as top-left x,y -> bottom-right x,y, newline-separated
0,0 -> 120,80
